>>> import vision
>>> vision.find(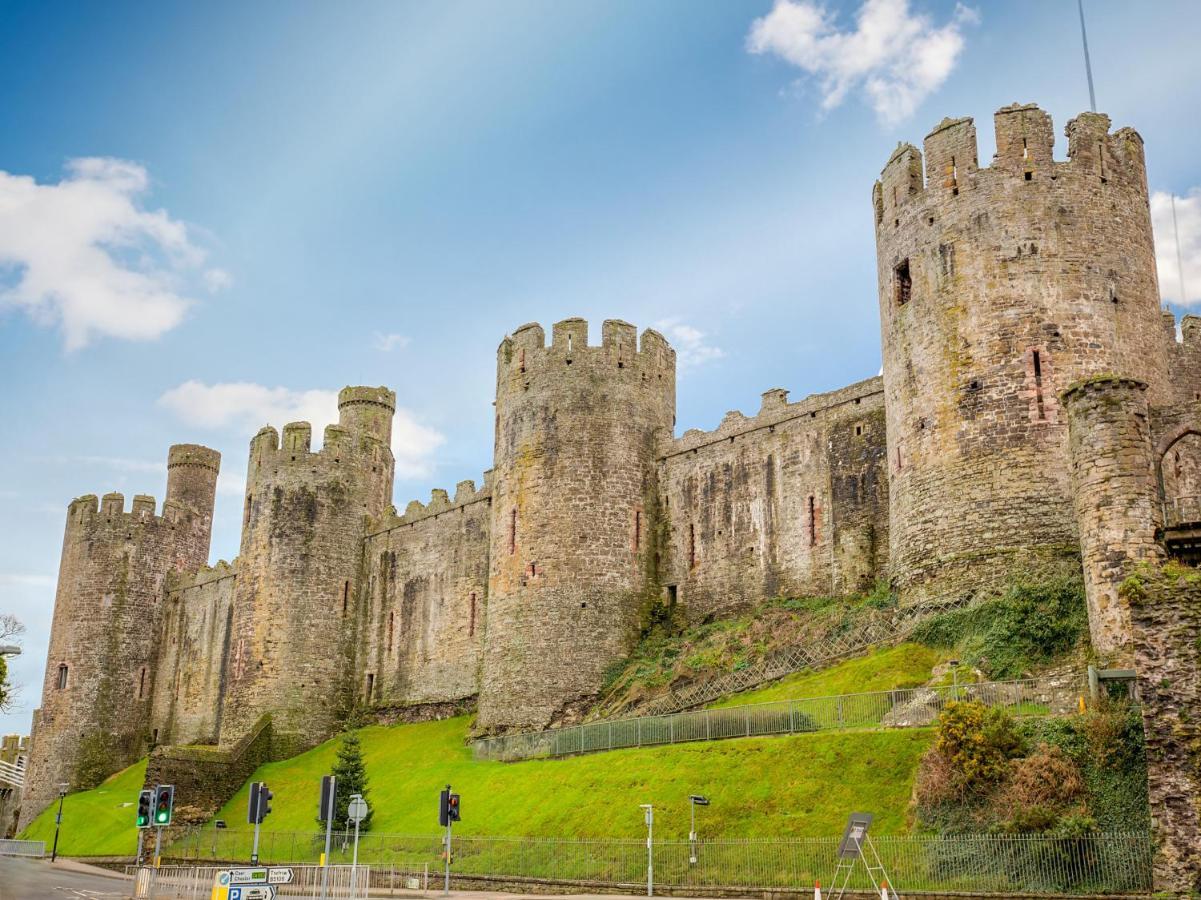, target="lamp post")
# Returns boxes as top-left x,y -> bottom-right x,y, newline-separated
50,783 -> 69,862
639,804 -> 653,897
948,659 -> 961,701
